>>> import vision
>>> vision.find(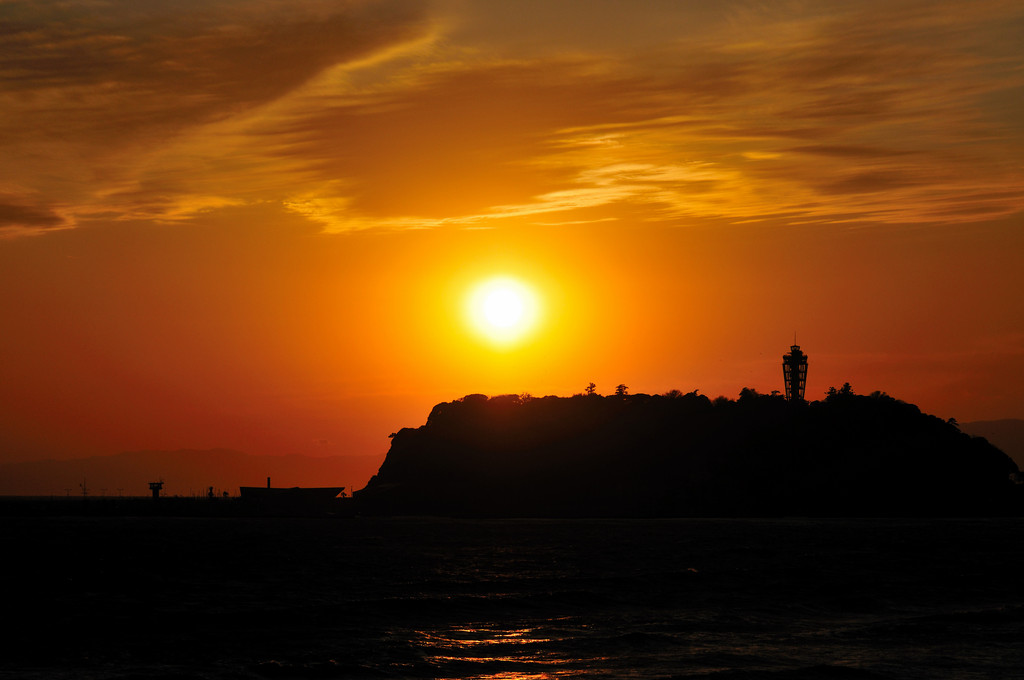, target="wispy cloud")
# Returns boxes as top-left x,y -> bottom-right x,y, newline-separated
0,0 -> 433,233
0,198 -> 68,234
1,0 -> 1022,235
